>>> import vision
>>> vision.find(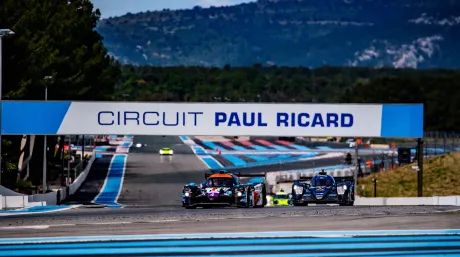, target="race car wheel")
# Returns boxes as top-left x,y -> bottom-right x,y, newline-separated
293,202 -> 308,206
246,187 -> 251,207
262,185 -> 267,206
339,201 -> 354,206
